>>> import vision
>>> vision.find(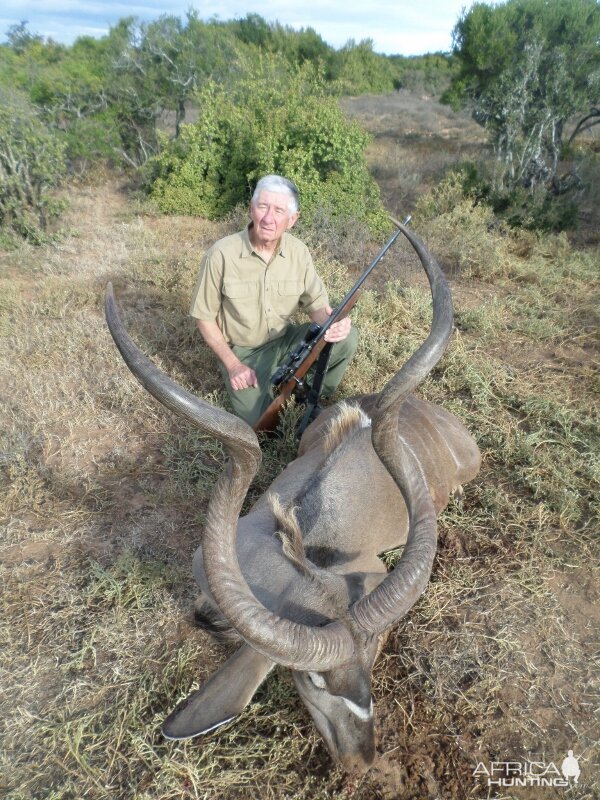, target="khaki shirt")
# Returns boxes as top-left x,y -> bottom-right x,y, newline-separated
189,225 -> 328,347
